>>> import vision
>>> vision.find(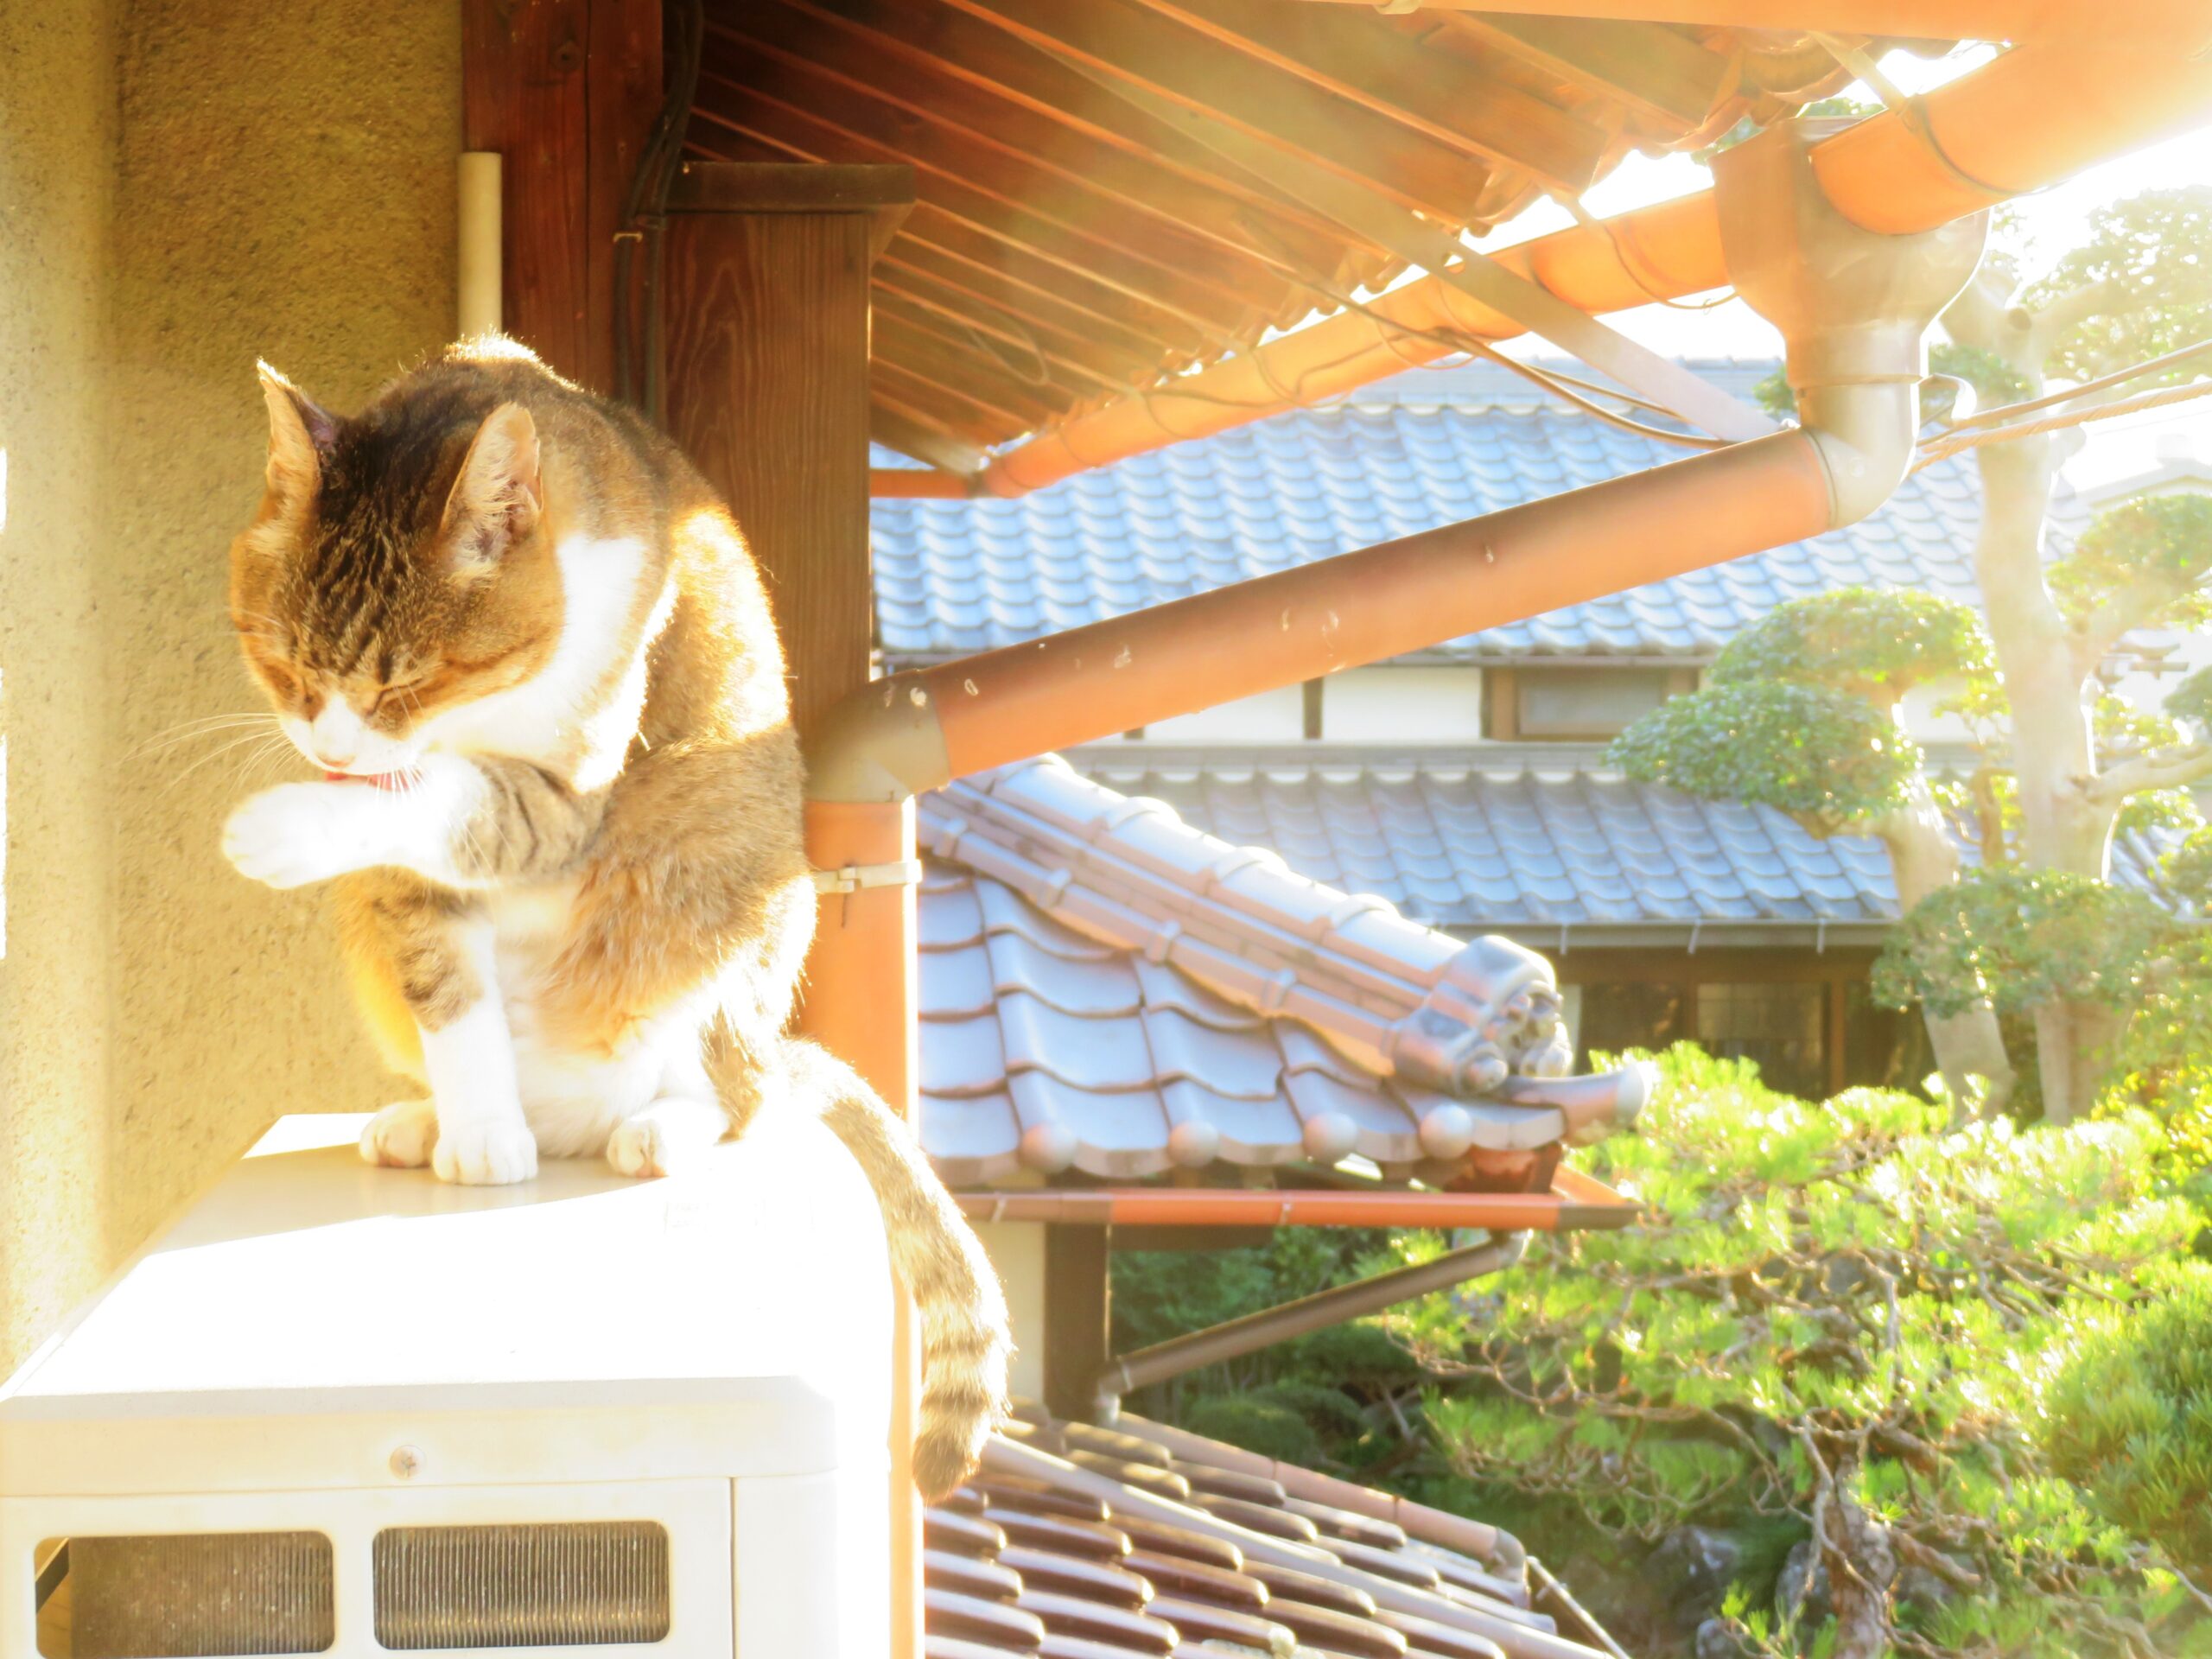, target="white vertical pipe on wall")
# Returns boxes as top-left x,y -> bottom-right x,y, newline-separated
456,152 -> 502,339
